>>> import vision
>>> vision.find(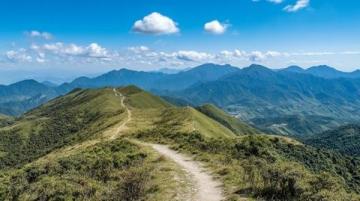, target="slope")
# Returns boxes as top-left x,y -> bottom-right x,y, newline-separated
196,104 -> 260,135
0,114 -> 13,127
251,114 -> 342,137
175,64 -> 360,136
305,124 -> 360,156
0,88 -> 126,169
0,80 -> 60,116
